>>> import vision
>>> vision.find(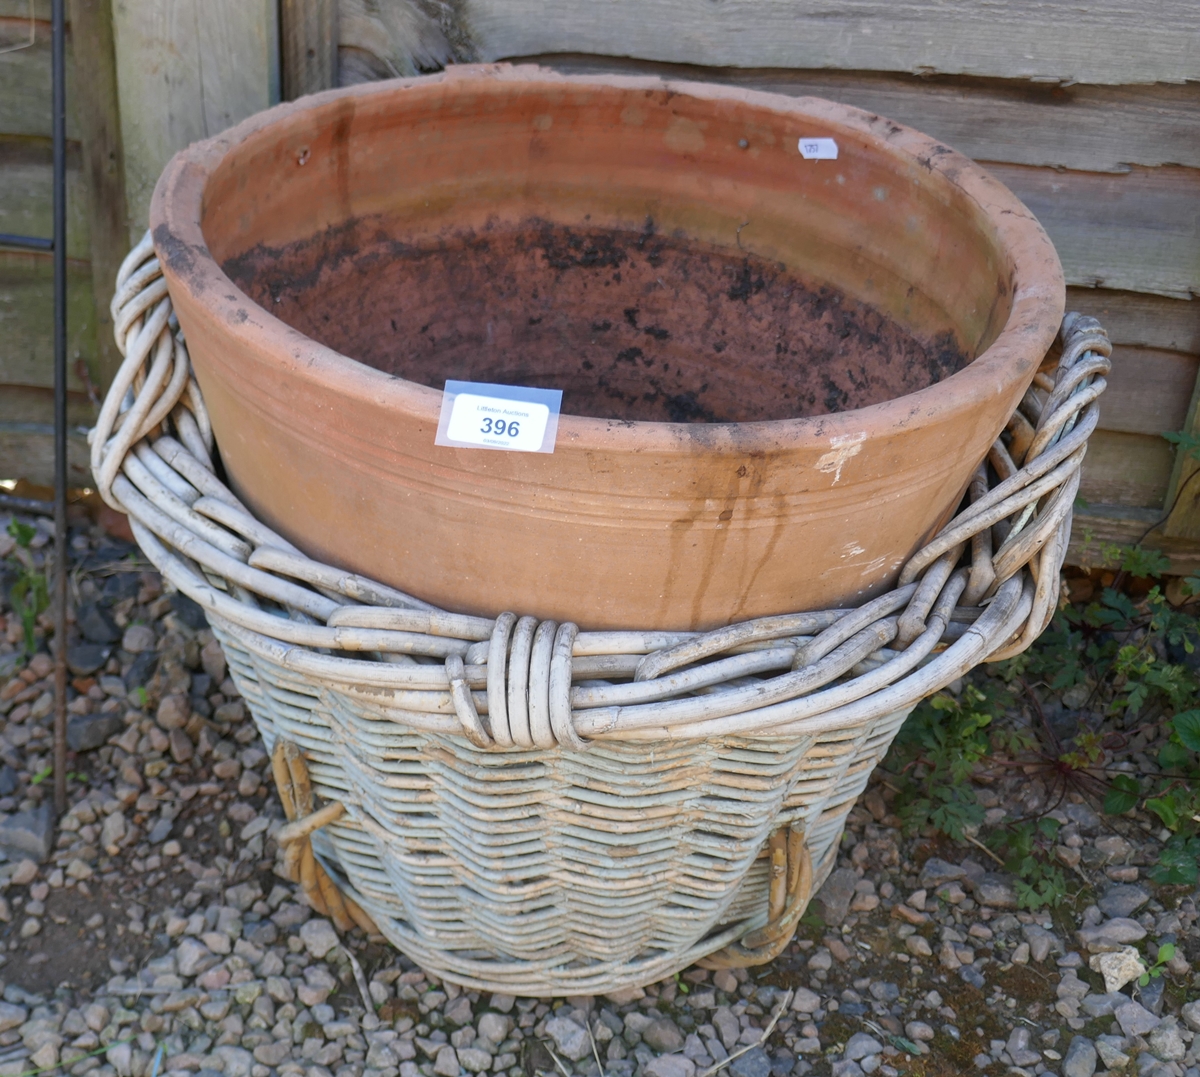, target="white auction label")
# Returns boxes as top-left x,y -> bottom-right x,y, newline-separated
435,381 -> 562,453
798,137 -> 839,160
